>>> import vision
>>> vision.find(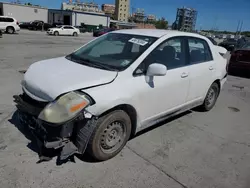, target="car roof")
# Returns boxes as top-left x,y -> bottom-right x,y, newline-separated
0,16 -> 15,18
112,29 -> 205,39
